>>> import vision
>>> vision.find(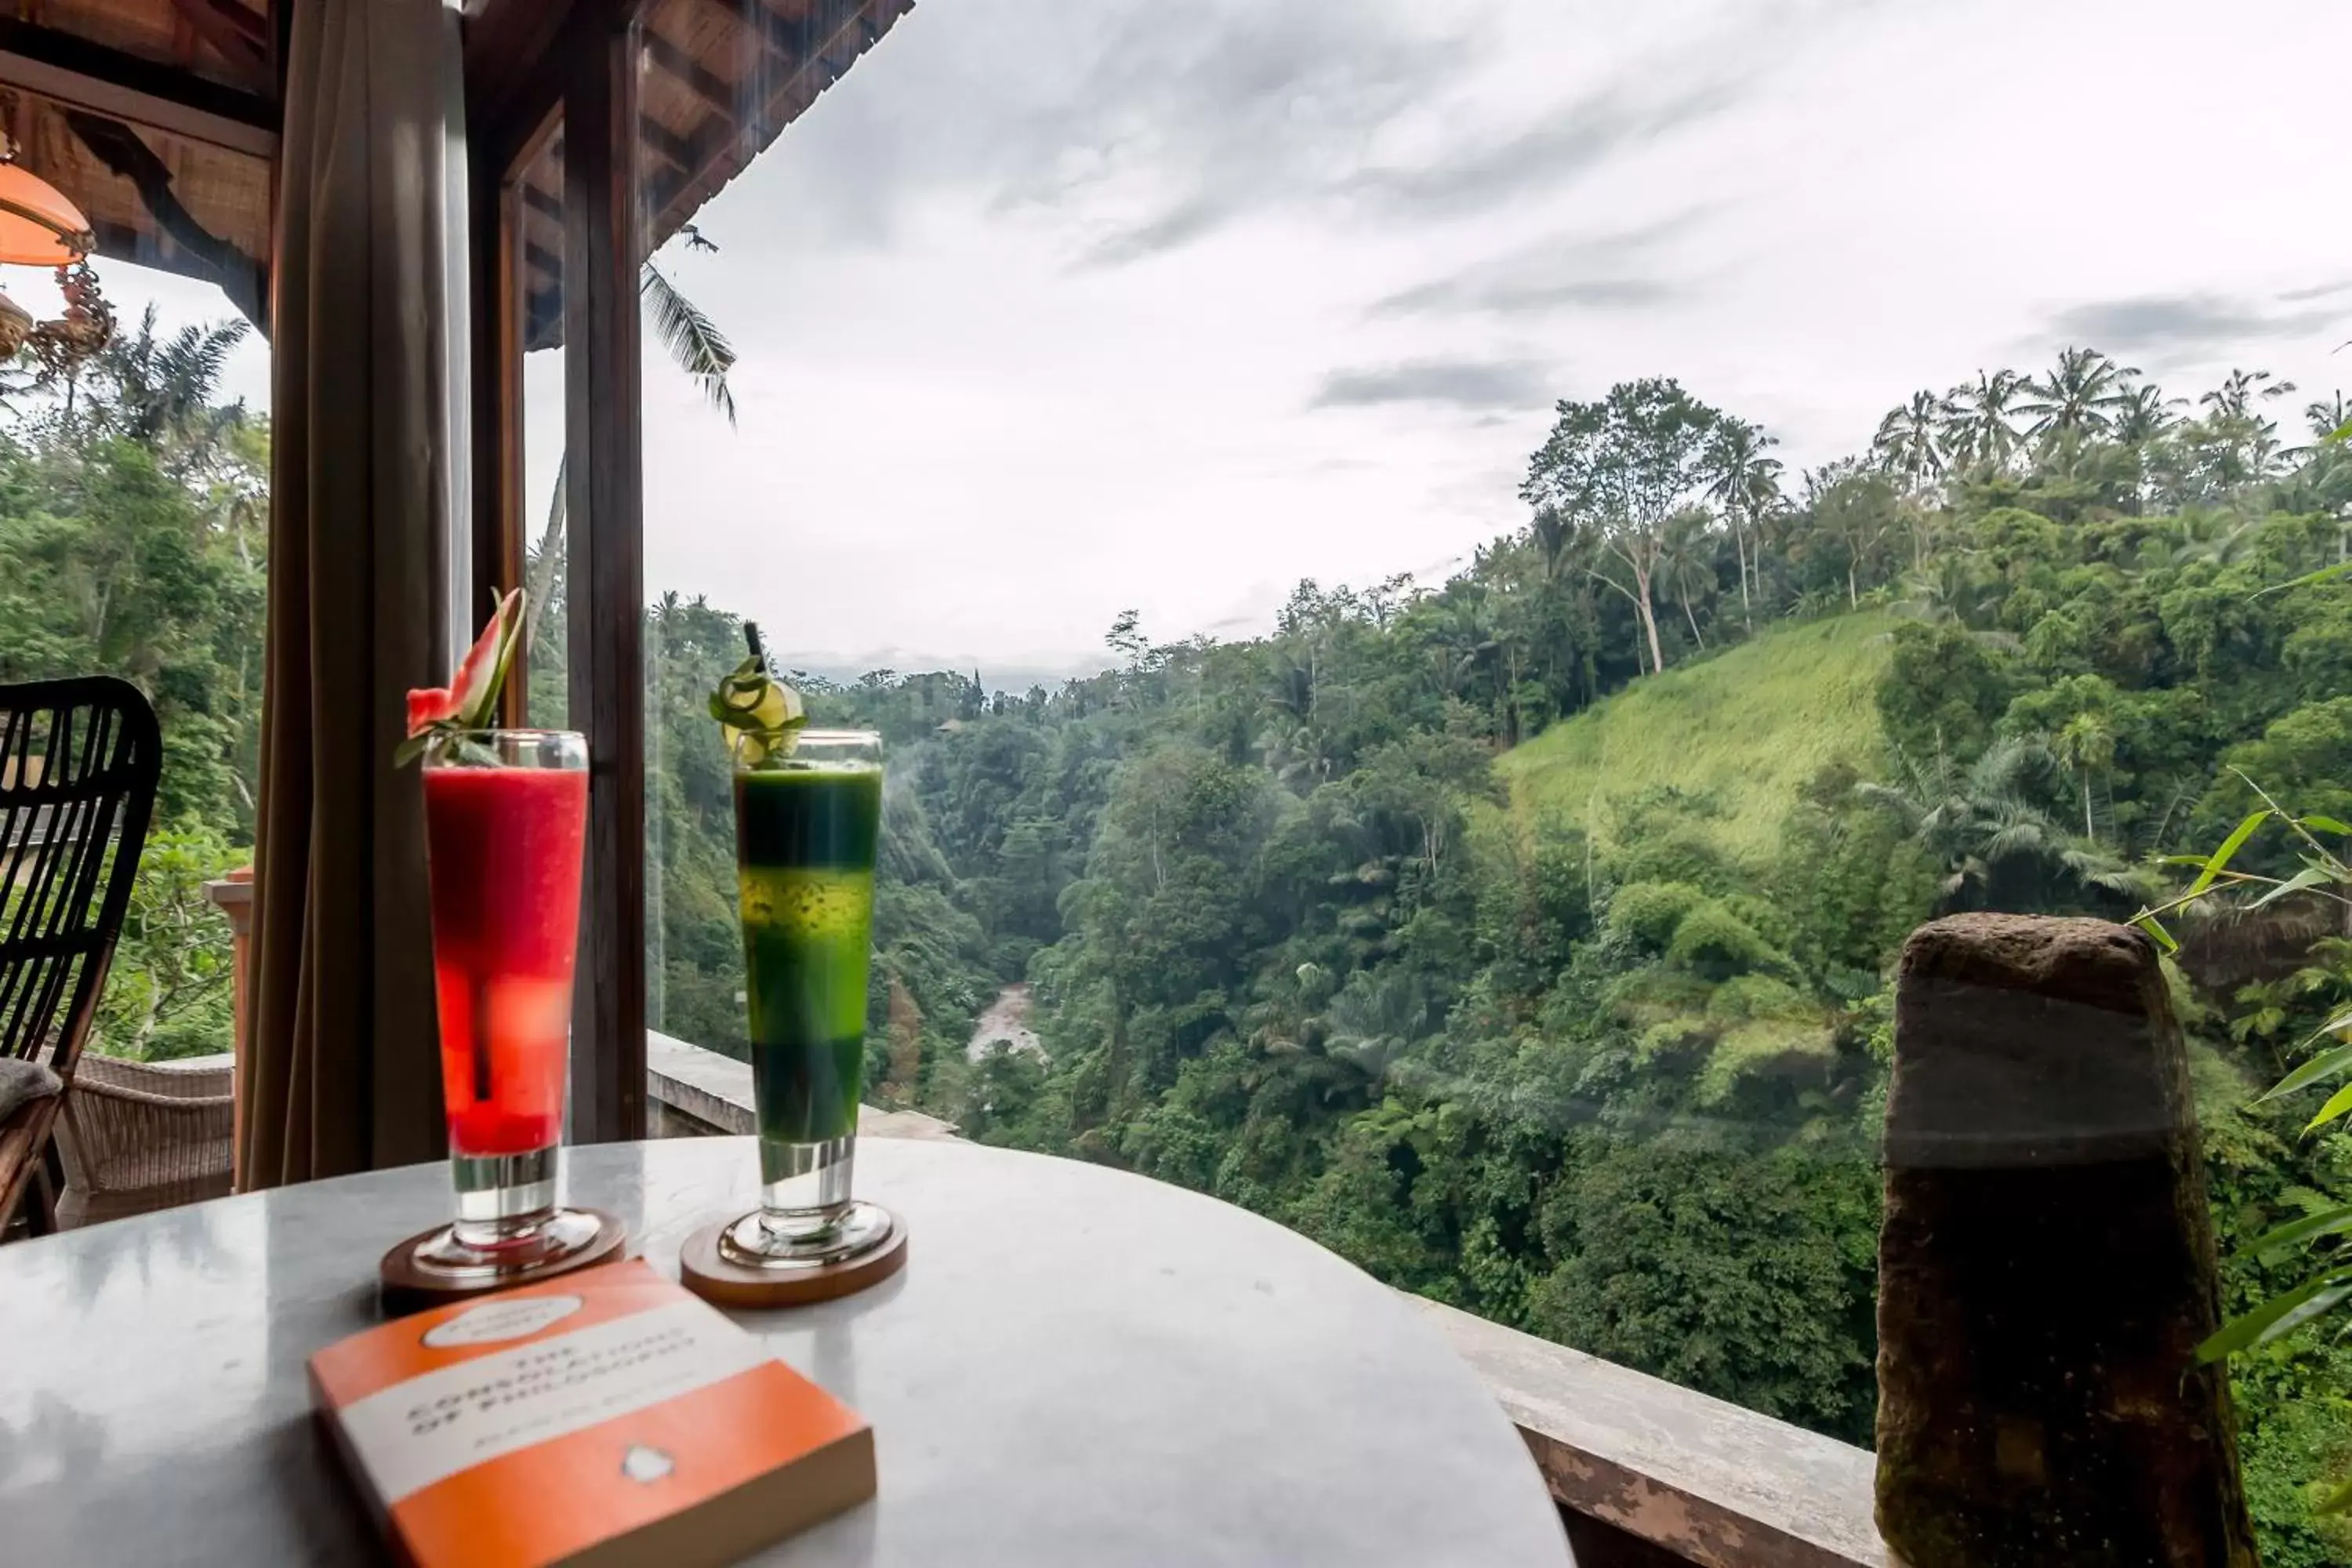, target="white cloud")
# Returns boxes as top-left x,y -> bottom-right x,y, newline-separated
96,0 -> 2352,682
